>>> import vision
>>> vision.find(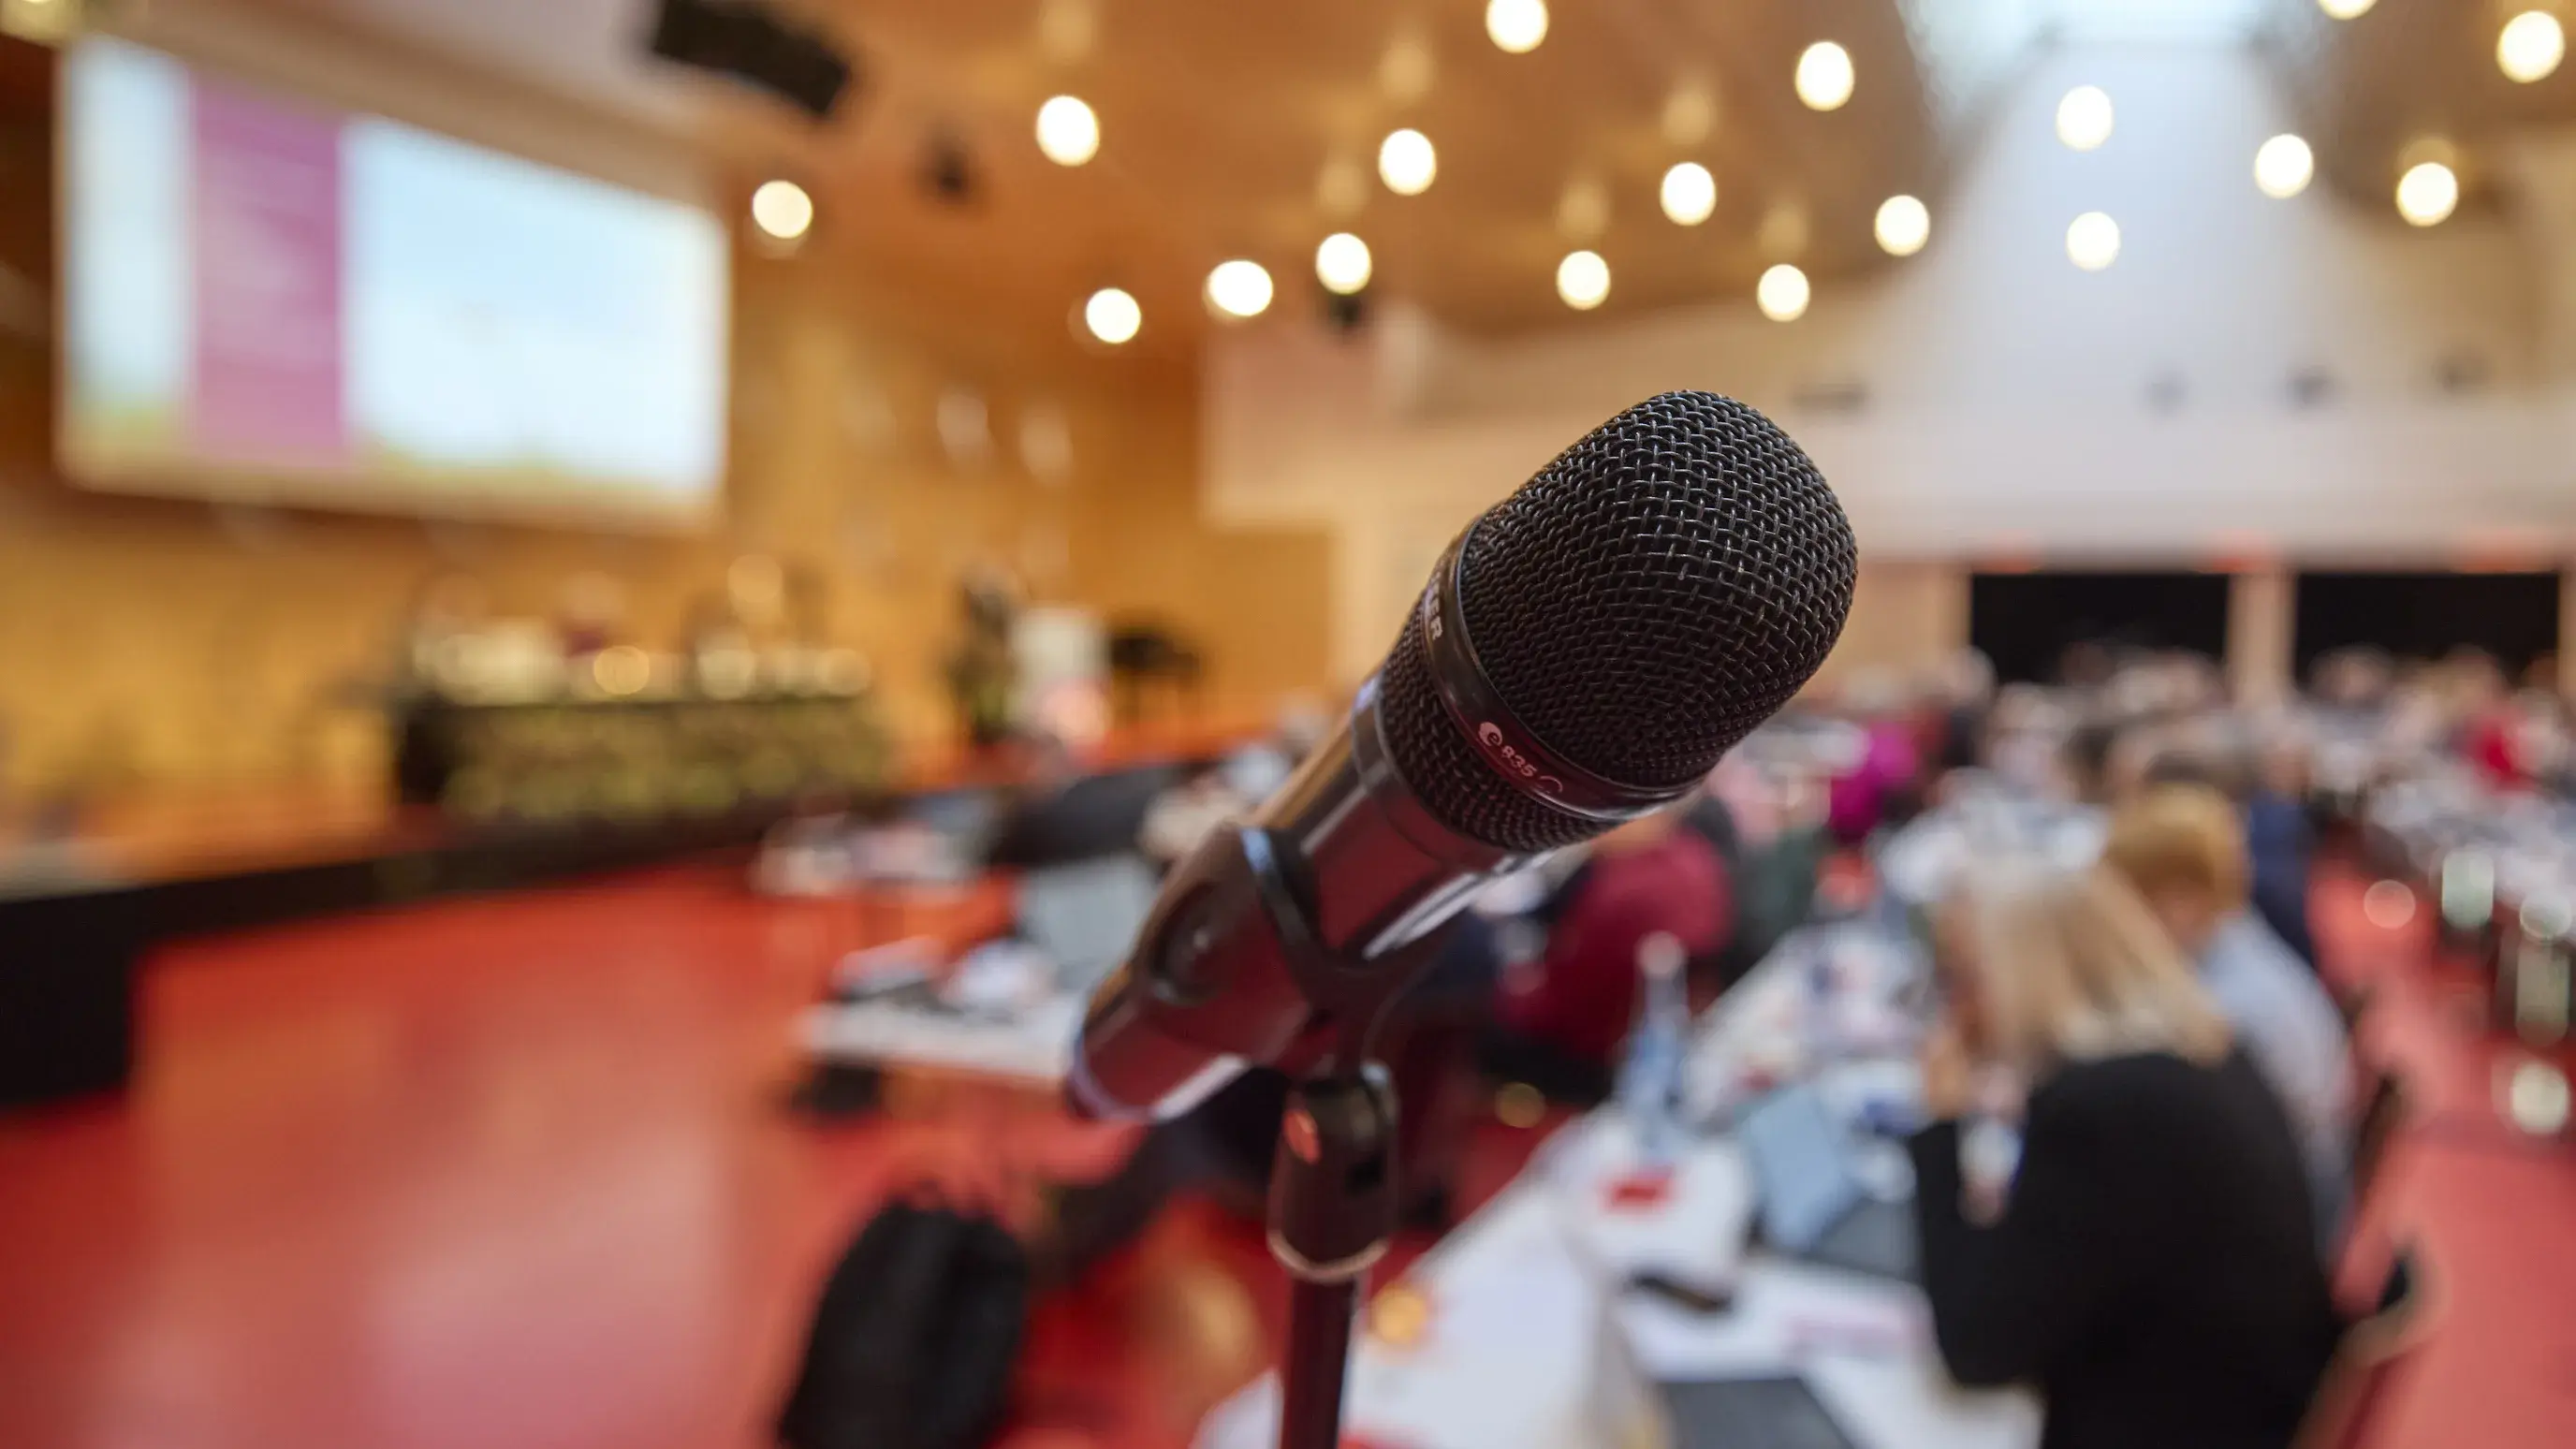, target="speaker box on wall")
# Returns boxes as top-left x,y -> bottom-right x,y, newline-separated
648,0 -> 856,121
